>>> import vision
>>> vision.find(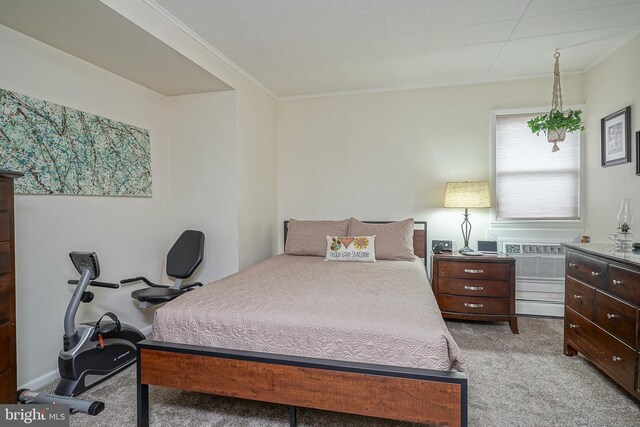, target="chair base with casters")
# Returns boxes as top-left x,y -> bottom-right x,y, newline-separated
123,230 -> 205,308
